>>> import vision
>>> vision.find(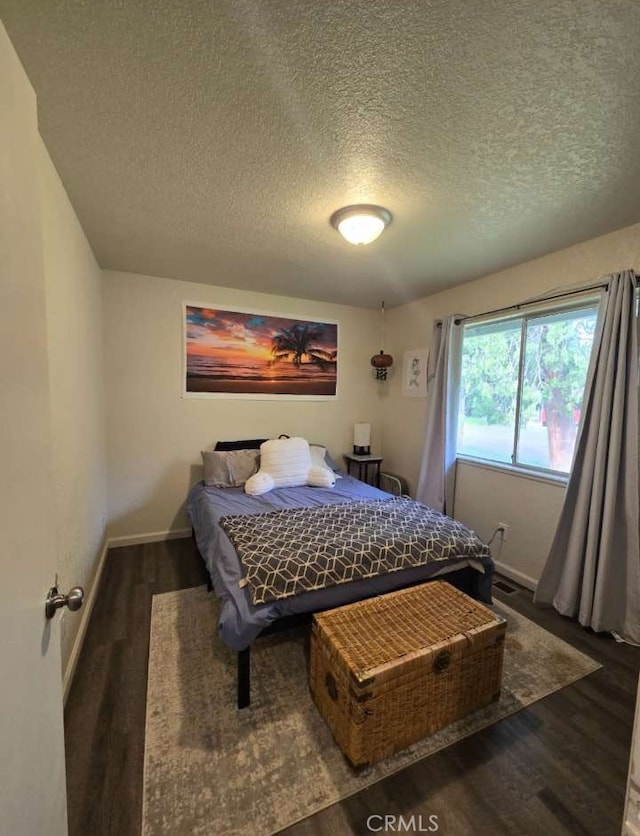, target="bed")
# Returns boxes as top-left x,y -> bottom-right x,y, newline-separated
187,444 -> 494,709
